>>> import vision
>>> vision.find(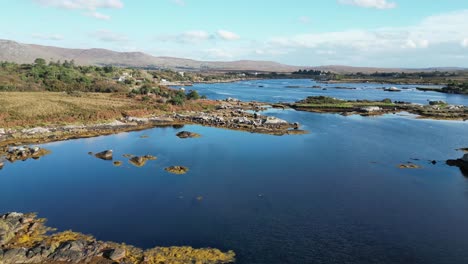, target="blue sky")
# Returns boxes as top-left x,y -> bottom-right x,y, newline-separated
1,0 -> 468,67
